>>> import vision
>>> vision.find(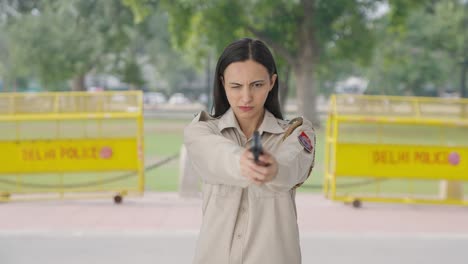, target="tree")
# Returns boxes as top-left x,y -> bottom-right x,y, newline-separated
0,0 -> 39,91
158,0 -> 387,125
365,0 -> 466,96
3,0 -> 146,91
125,0 -> 444,123
140,9 -> 204,96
